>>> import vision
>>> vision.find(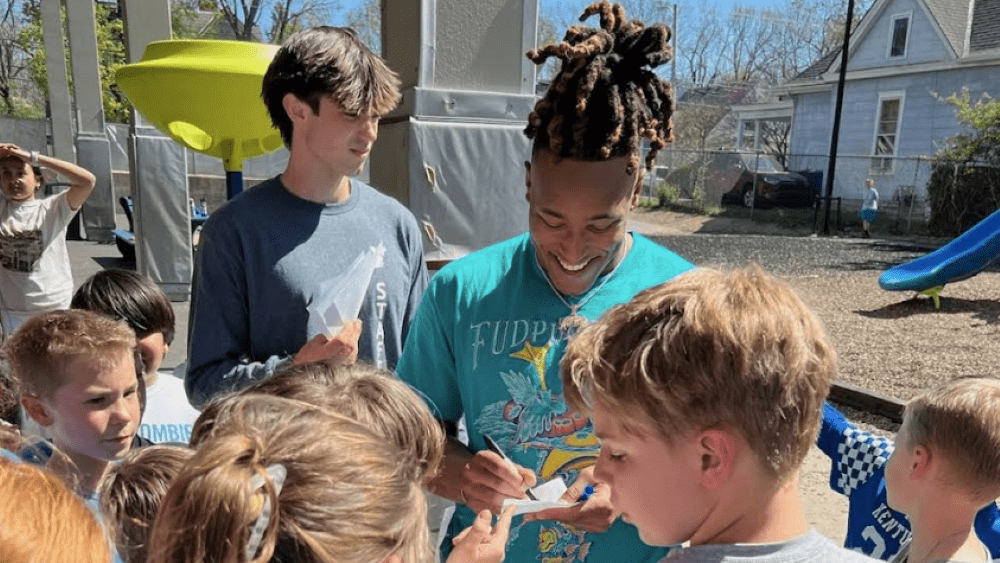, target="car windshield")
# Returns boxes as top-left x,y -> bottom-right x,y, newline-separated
740,154 -> 785,173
